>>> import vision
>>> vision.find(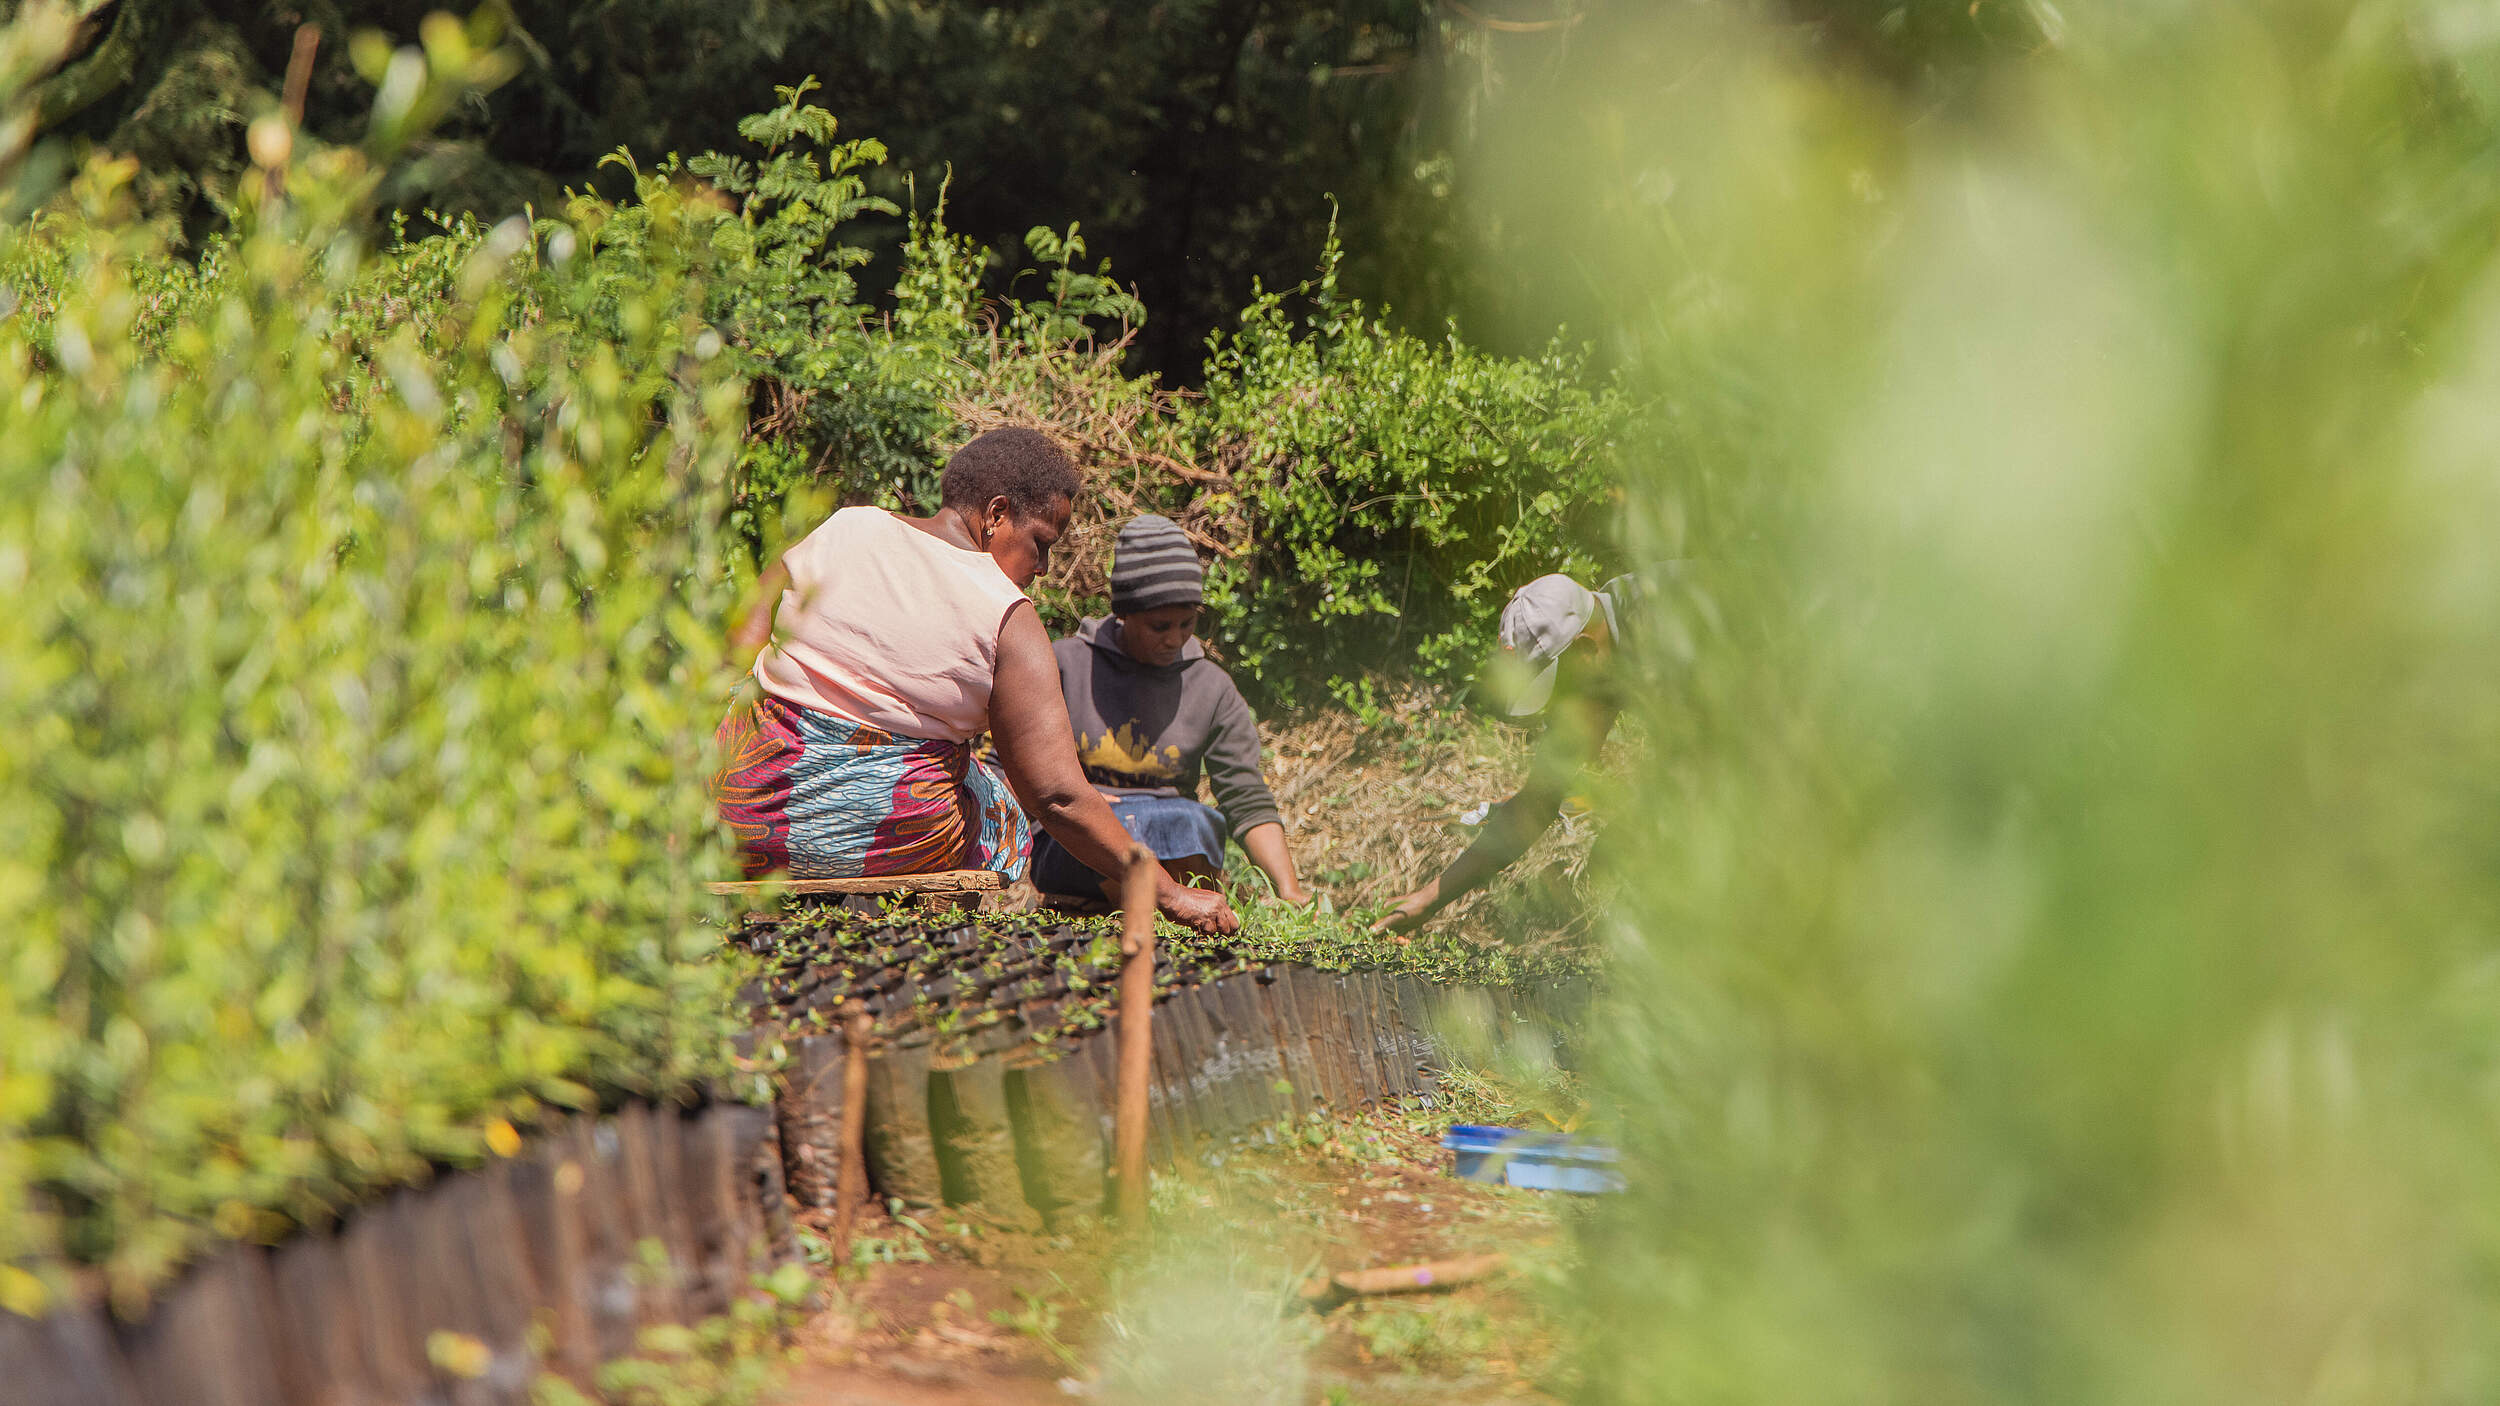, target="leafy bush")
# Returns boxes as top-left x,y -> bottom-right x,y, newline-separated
574,80 -> 1160,565
1188,235 -> 1625,711
629,81 -> 1630,711
841,212 -> 1633,713
0,15 -> 750,1310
